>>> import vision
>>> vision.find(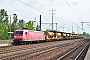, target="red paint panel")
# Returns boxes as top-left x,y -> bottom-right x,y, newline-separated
14,30 -> 45,42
